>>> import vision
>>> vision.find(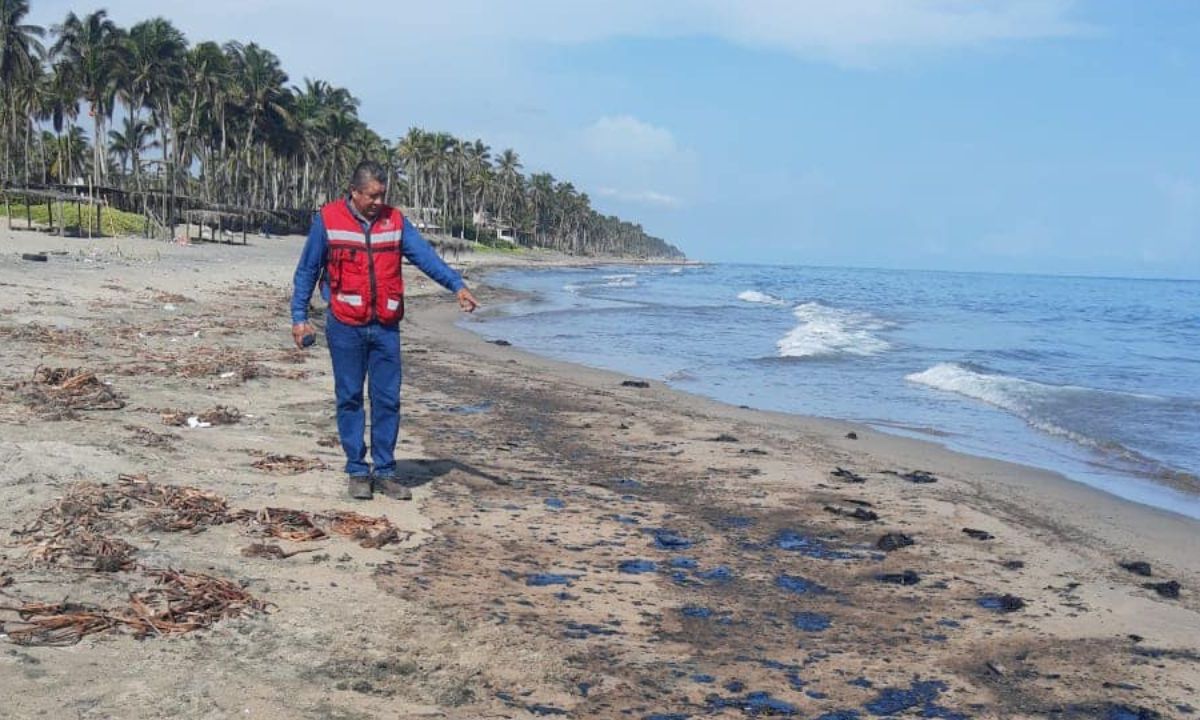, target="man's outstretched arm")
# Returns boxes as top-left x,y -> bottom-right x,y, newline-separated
401,217 -> 479,312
